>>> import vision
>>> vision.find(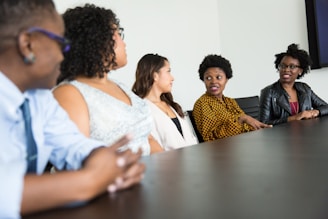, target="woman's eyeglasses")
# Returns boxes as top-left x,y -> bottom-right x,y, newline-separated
118,27 -> 124,40
278,64 -> 301,71
27,27 -> 71,53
